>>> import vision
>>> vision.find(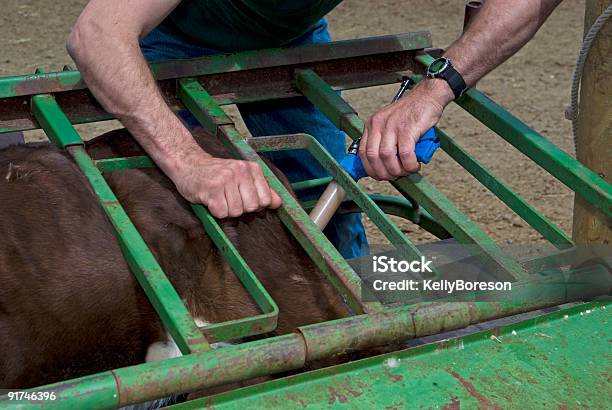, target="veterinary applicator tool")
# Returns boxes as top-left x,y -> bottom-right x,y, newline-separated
309,76 -> 440,229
